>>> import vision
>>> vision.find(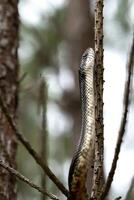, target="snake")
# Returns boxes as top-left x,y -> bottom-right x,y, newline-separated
68,48 -> 95,200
